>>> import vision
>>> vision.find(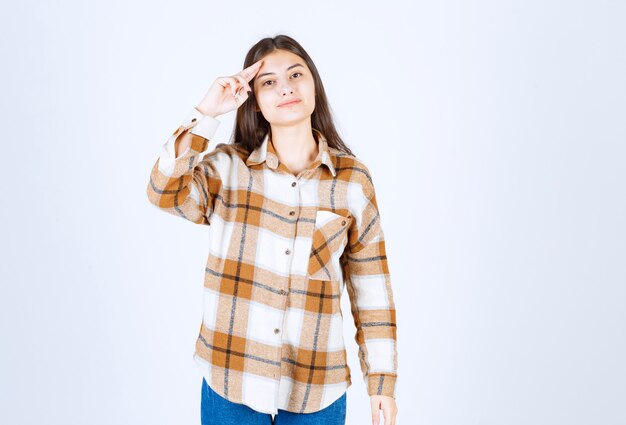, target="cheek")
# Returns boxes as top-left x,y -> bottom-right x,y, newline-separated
301,81 -> 316,99
255,92 -> 272,110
